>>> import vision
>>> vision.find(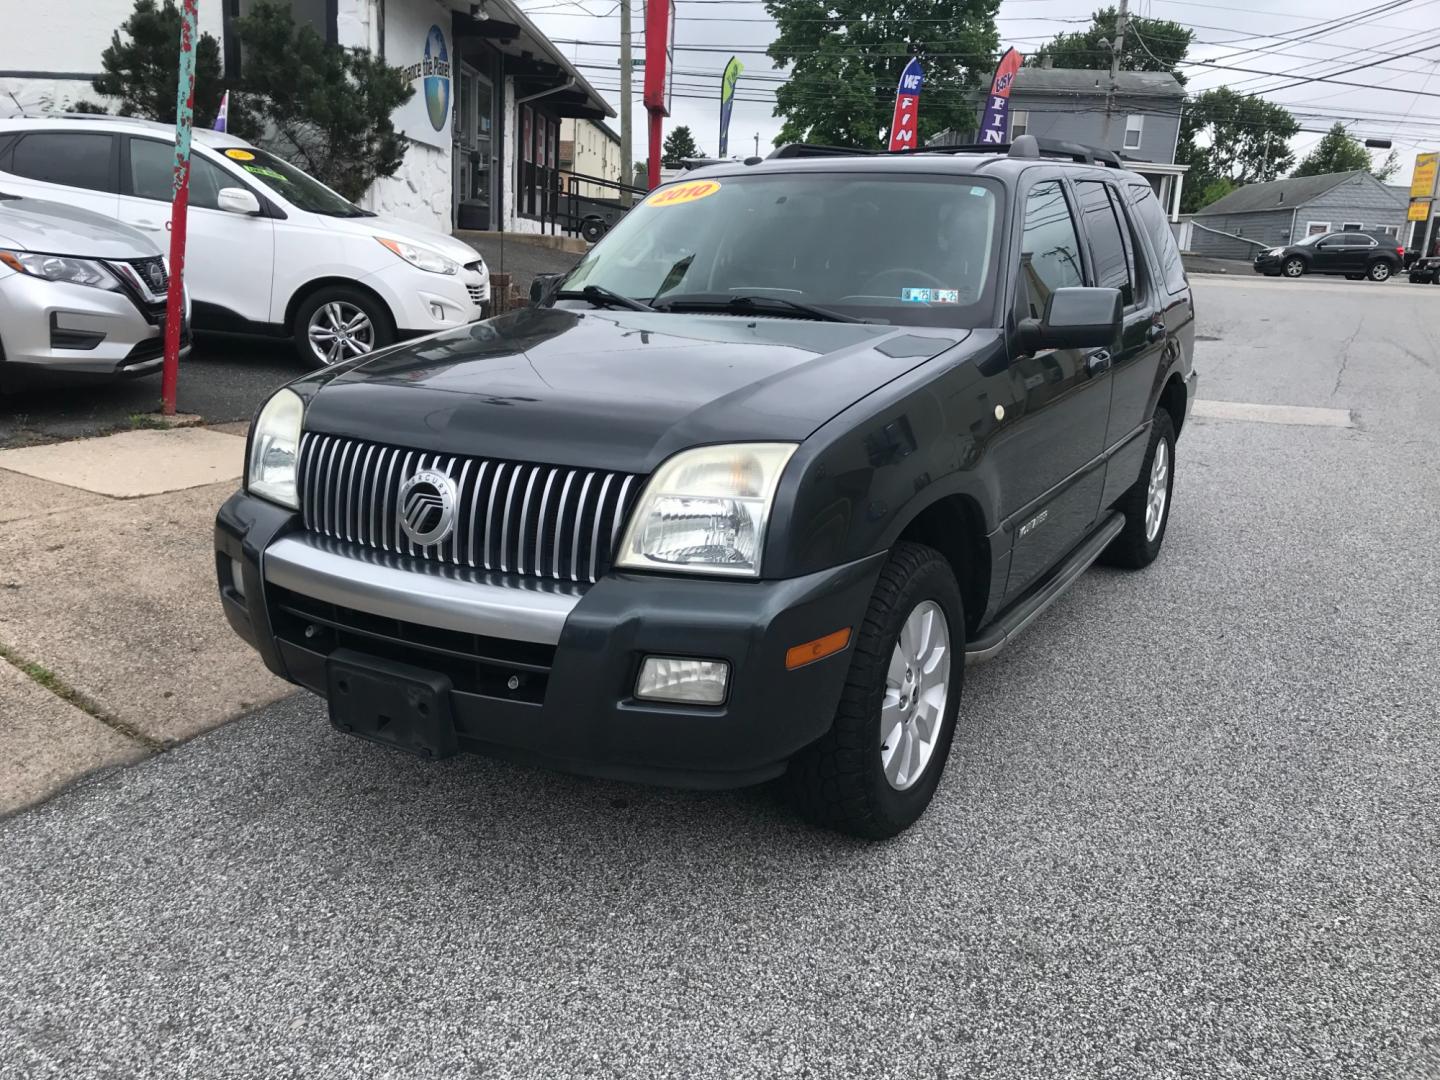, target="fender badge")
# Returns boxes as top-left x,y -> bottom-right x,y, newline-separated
994,405 -> 1005,421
